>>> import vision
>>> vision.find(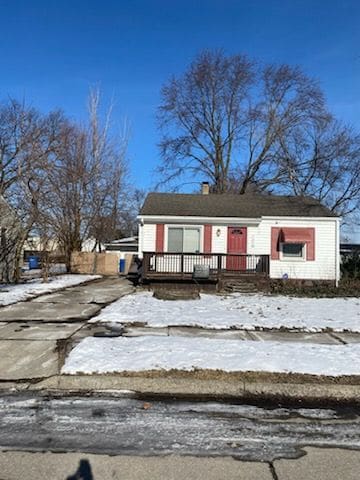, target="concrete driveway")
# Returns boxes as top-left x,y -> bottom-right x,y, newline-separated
0,277 -> 134,382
